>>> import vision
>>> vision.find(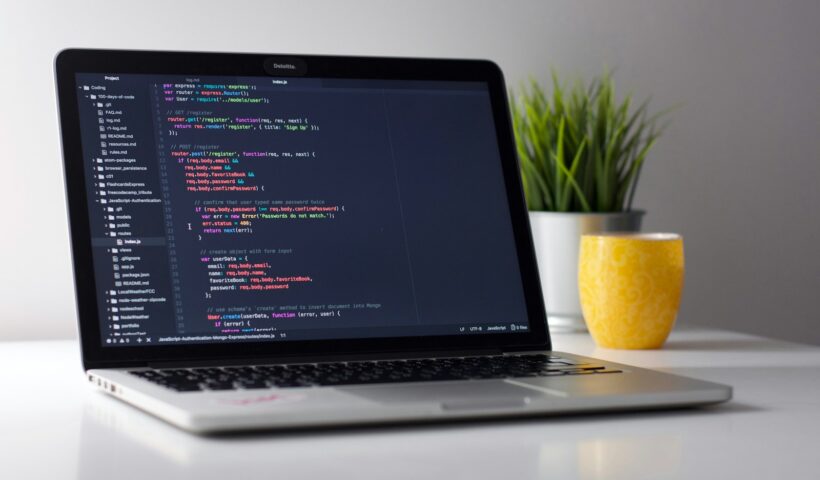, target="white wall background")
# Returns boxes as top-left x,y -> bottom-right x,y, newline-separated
1,0 -> 818,344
